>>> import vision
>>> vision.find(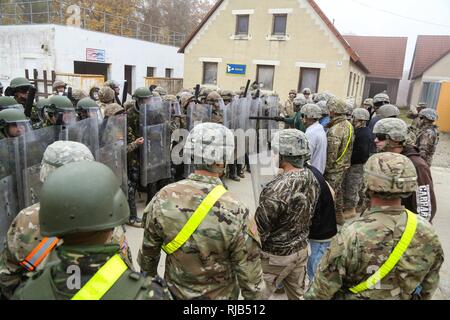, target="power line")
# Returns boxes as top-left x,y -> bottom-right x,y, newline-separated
349,0 -> 450,29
